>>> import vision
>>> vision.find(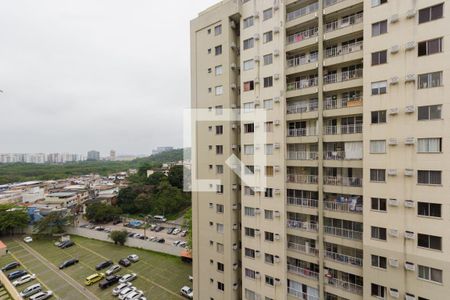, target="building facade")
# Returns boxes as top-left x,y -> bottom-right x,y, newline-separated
191,0 -> 449,299
87,150 -> 100,161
